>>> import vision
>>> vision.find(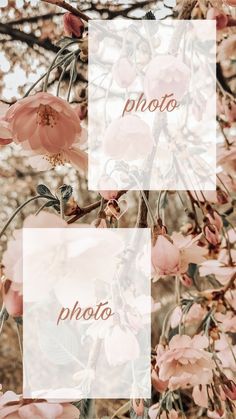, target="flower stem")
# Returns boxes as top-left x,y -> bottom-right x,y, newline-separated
0,195 -> 55,239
